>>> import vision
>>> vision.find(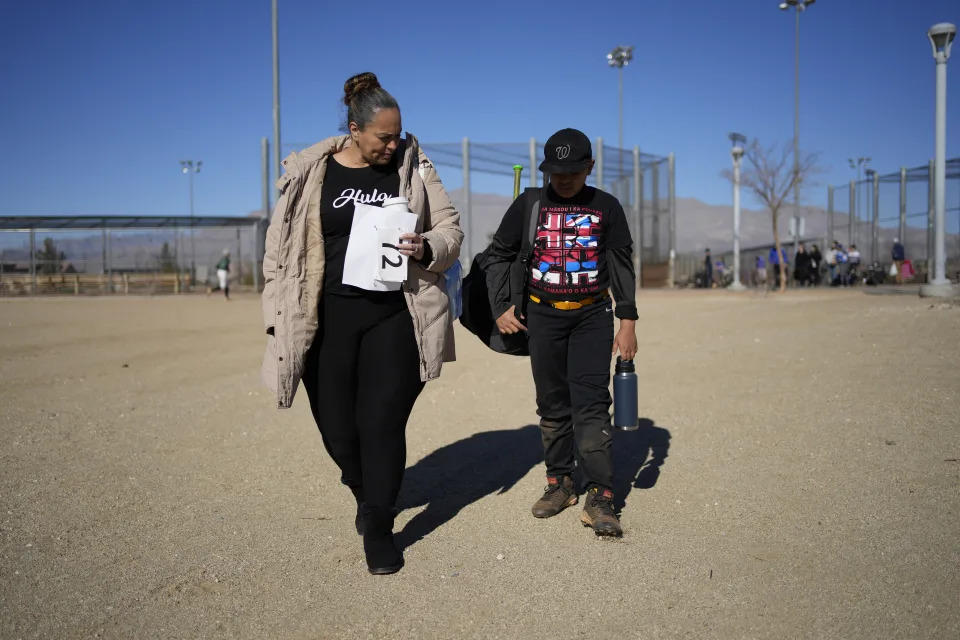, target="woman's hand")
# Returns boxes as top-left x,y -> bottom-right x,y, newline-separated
495,306 -> 527,334
612,319 -> 637,361
398,232 -> 425,261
